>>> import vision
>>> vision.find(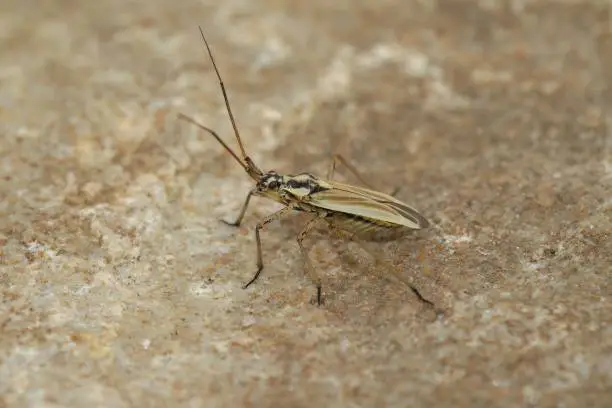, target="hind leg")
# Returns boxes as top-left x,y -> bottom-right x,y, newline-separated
326,154 -> 400,196
325,220 -> 435,308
